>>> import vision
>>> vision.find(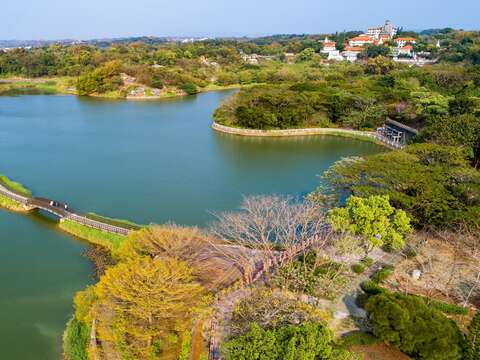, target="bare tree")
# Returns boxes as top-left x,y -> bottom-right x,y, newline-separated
209,195 -> 329,282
